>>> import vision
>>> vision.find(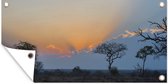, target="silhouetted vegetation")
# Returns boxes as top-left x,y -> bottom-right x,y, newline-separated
72,66 -> 82,74
133,63 -> 143,76
34,61 -> 43,74
134,17 -> 167,78
136,46 -> 155,76
14,18 -> 166,82
94,42 -> 127,75
34,68 -> 166,82
136,17 -> 167,57
110,67 -> 119,76
14,41 -> 36,50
